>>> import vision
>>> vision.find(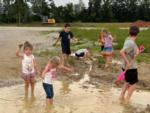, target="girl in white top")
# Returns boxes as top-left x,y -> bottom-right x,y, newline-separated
41,56 -> 73,106
16,41 -> 39,99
